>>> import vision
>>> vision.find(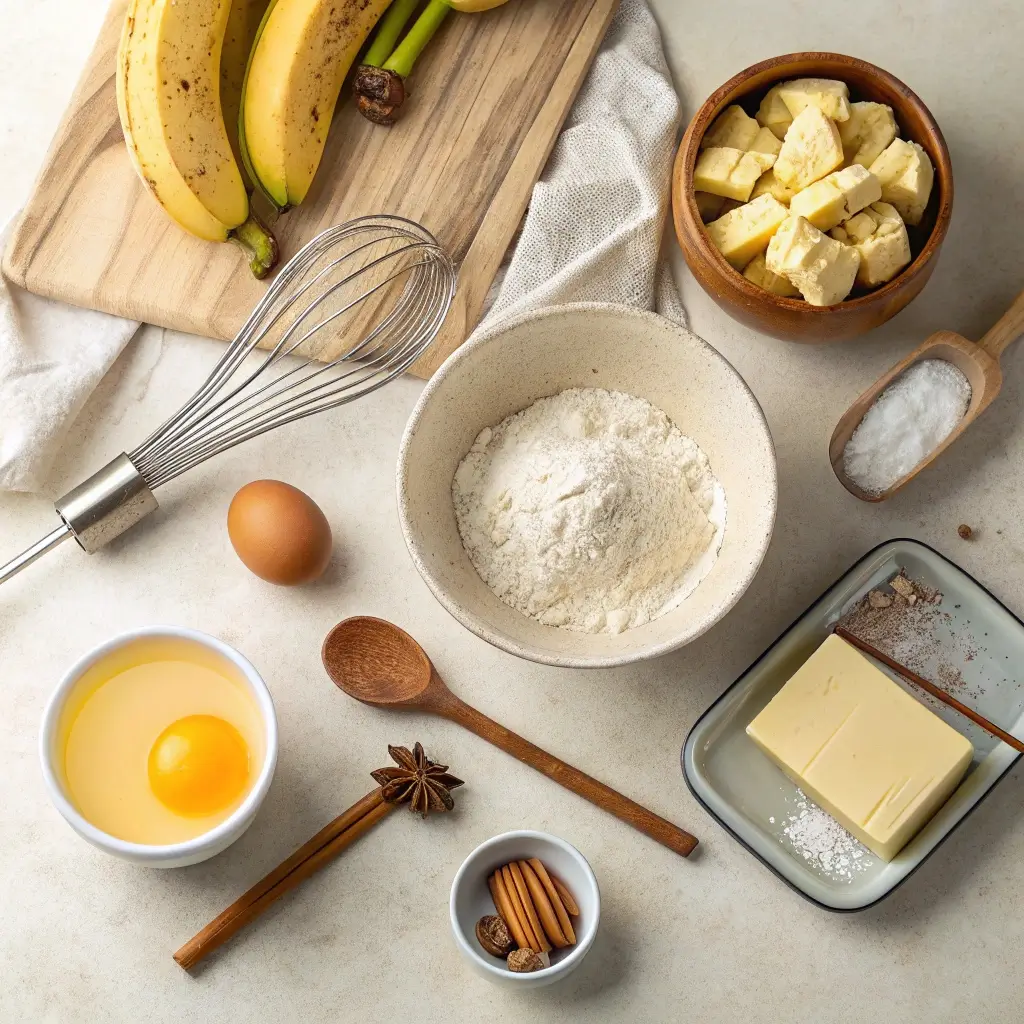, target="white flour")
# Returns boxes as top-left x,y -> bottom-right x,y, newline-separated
452,388 -> 726,634
777,790 -> 874,883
